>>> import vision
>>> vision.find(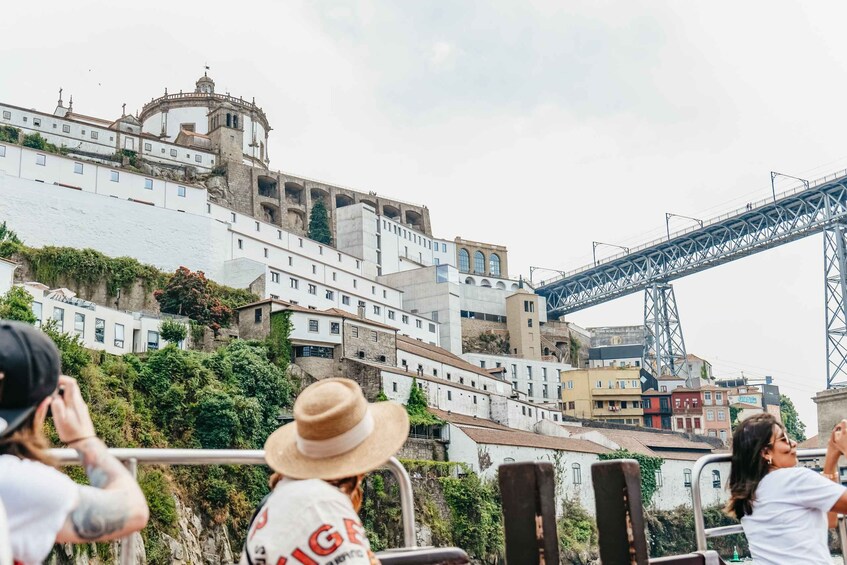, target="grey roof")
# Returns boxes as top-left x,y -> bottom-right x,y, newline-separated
588,344 -> 644,360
